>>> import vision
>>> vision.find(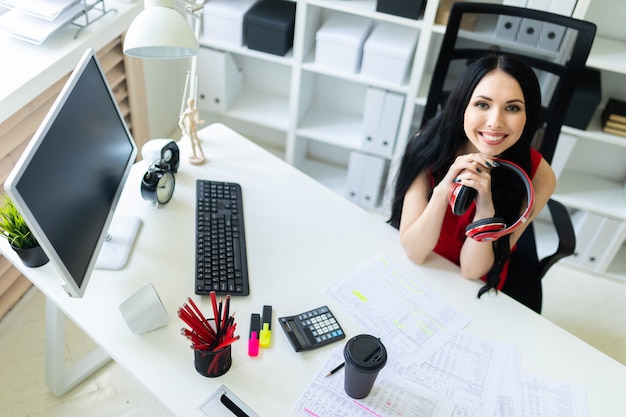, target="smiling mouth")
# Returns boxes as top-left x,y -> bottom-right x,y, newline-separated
480,132 -> 507,143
